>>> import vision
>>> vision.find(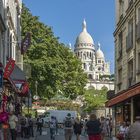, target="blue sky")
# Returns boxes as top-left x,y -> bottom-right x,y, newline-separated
23,0 -> 115,73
